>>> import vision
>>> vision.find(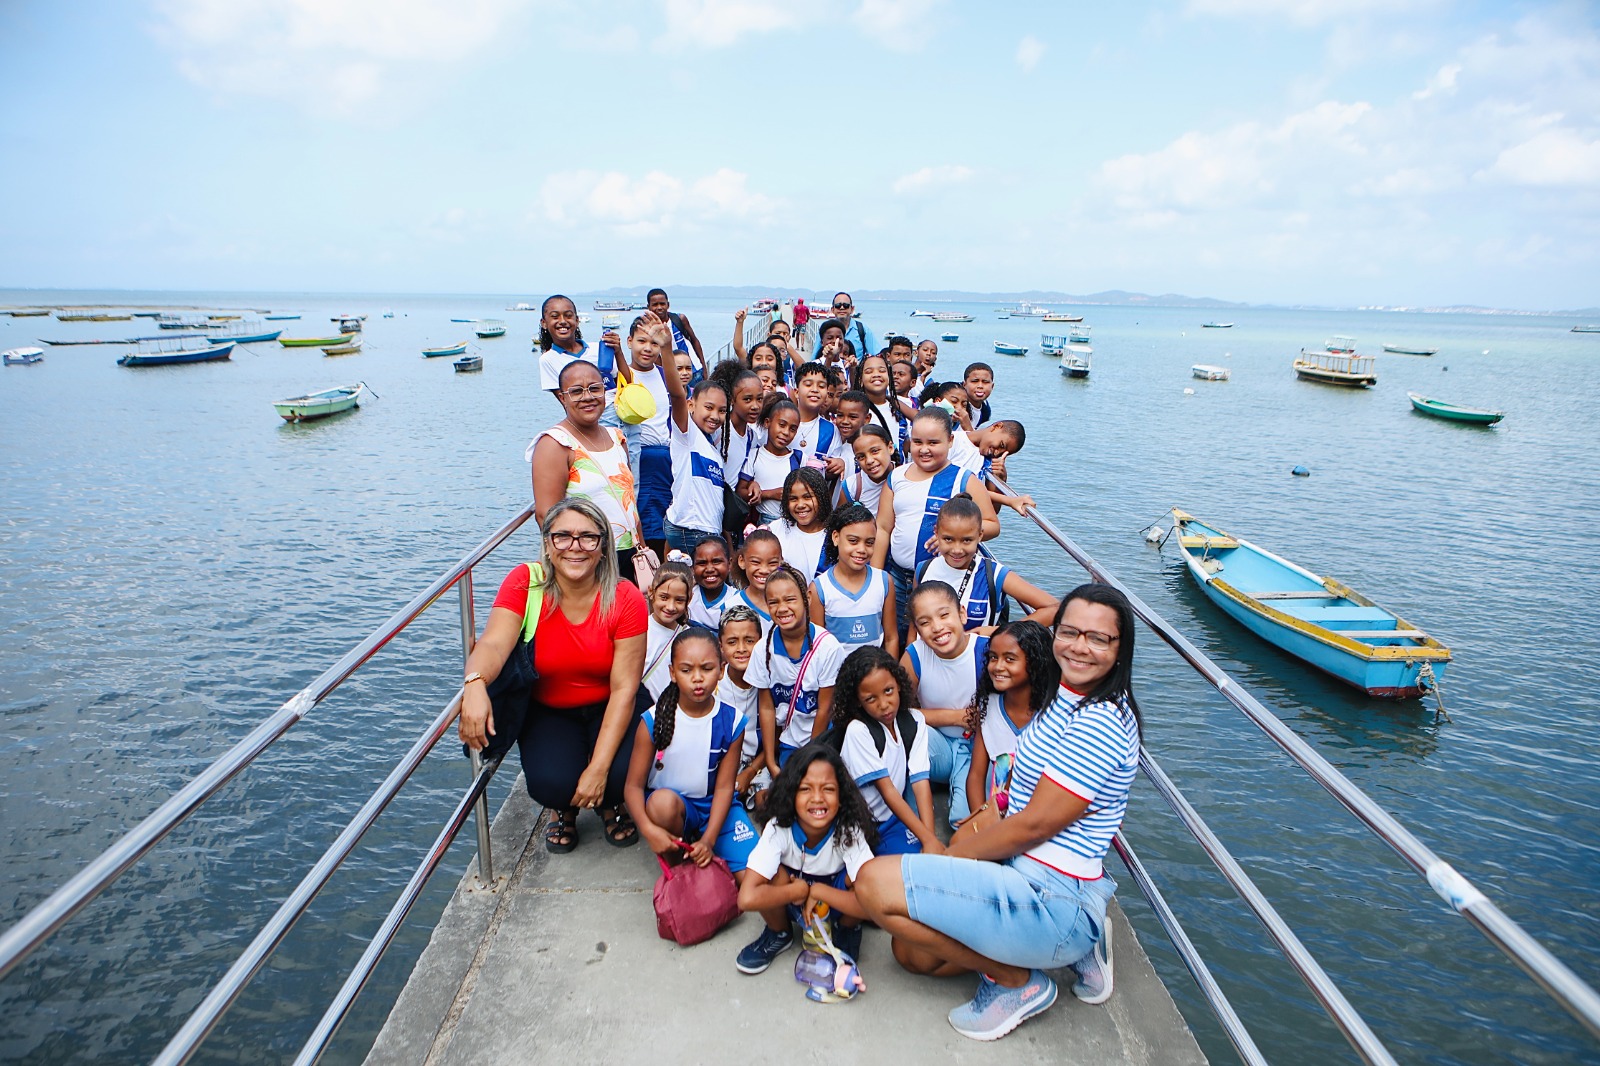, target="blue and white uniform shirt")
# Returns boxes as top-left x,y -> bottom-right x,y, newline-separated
745,820 -> 874,884
919,555 -> 1011,631
888,464 -> 969,570
906,634 -> 988,739
643,701 -> 748,800
1008,687 -> 1139,881
665,418 -> 726,533
793,416 -> 842,466
841,710 -> 931,825
742,625 -> 845,750
717,672 -> 761,766
814,565 -> 891,652
688,585 -> 732,630
538,340 -> 619,397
